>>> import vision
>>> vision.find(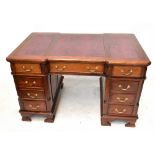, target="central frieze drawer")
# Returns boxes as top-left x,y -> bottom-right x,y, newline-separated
50,62 -> 104,74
